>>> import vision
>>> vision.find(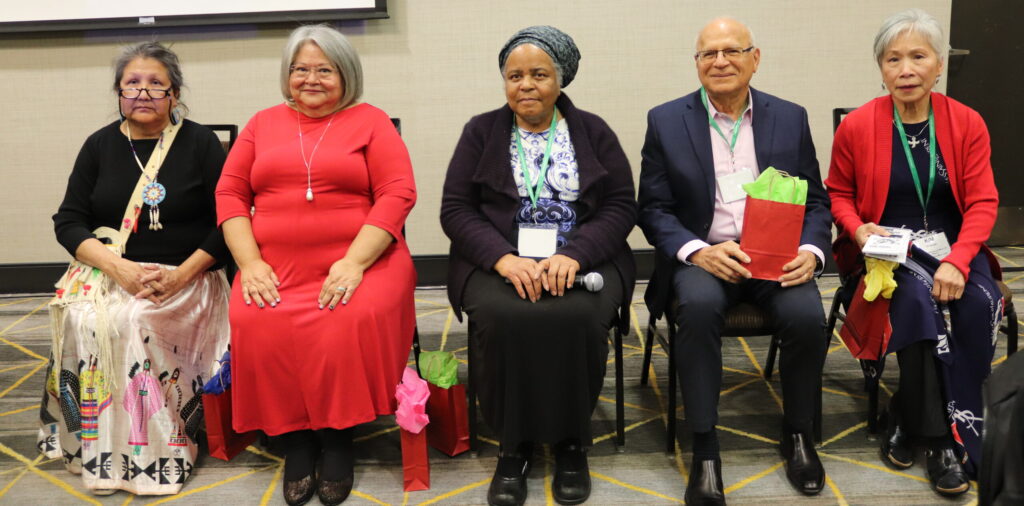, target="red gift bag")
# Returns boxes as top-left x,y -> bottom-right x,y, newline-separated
202,388 -> 258,461
425,383 -> 470,456
739,196 -> 805,280
400,428 -> 430,491
838,280 -> 893,360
